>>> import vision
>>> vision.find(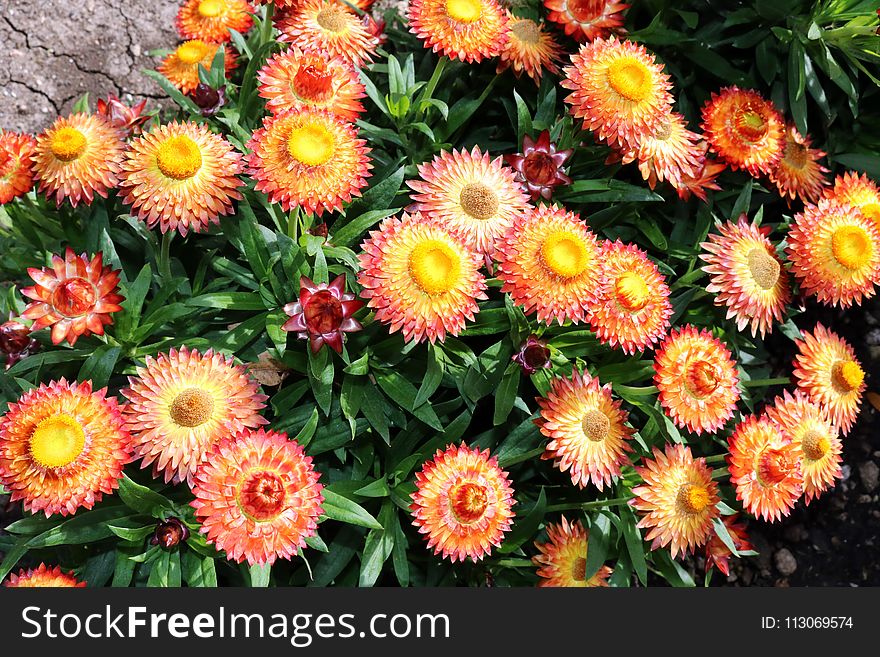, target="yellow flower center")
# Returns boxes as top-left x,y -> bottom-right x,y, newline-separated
287,123 -> 335,167
614,271 -> 650,312
541,231 -> 590,279
735,108 -> 768,142
831,359 -> 864,392
831,225 -> 872,270
29,414 -> 86,469
449,481 -> 489,524
684,359 -> 721,398
800,429 -> 831,461
198,0 -> 225,17
458,181 -> 499,220
409,239 -> 461,296
676,483 -> 711,514
511,19 -> 540,44
49,127 -> 87,162
860,203 -> 880,227
176,40 -> 211,65
784,140 -> 808,169
238,469 -> 287,522
316,6 -> 349,33
607,57 -> 652,103
581,409 -> 610,443
157,135 -> 203,180
169,387 -> 215,428
445,0 -> 482,23
746,247 -> 781,290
